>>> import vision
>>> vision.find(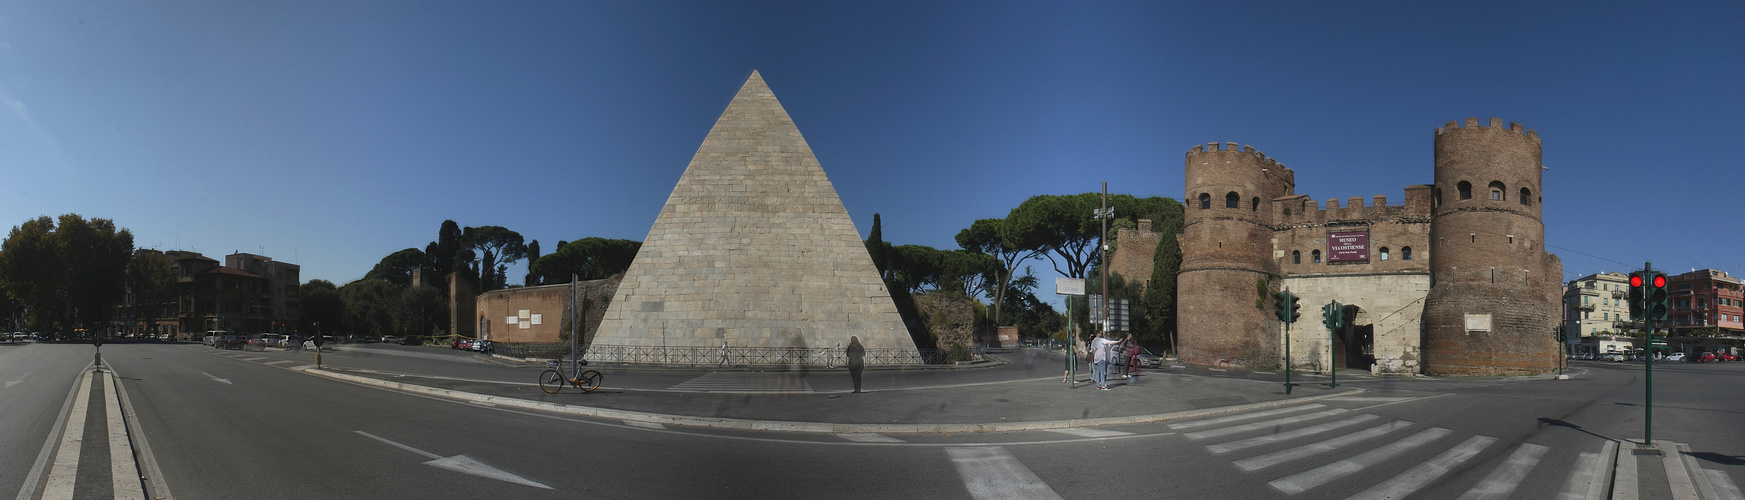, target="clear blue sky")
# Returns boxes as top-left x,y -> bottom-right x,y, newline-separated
3,1 -> 1742,305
